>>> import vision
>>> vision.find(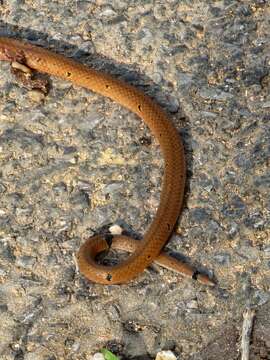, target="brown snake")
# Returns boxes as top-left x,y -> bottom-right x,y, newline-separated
0,37 -> 214,286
